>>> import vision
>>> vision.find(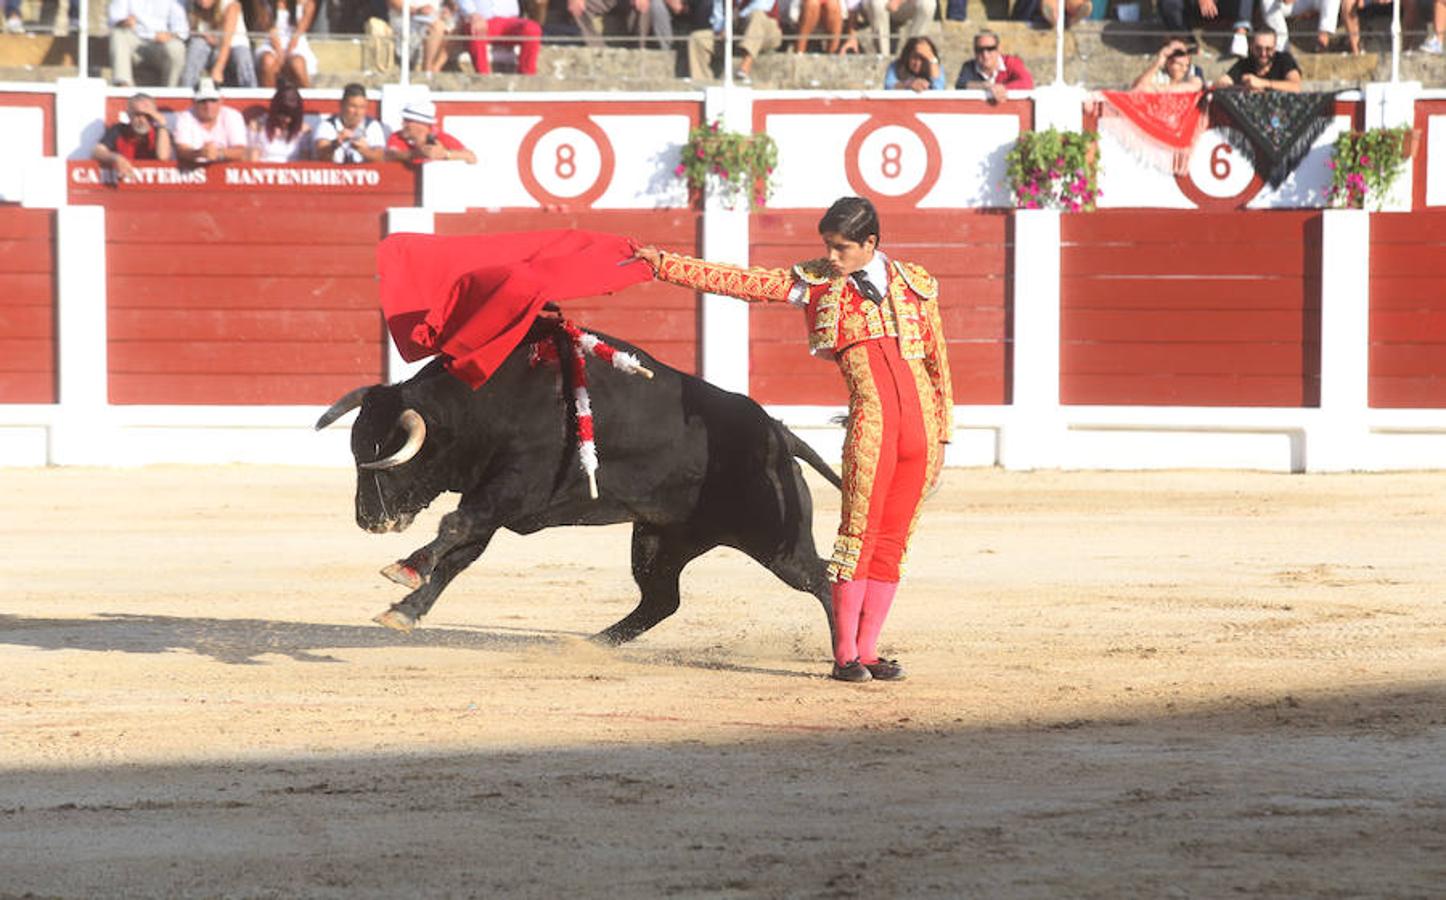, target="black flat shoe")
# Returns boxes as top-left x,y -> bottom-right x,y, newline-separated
830,659 -> 872,682
862,658 -> 906,681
